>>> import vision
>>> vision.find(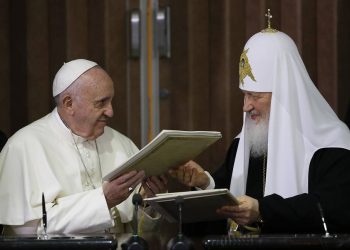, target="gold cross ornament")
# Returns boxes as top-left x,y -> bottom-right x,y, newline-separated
262,9 -> 278,33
